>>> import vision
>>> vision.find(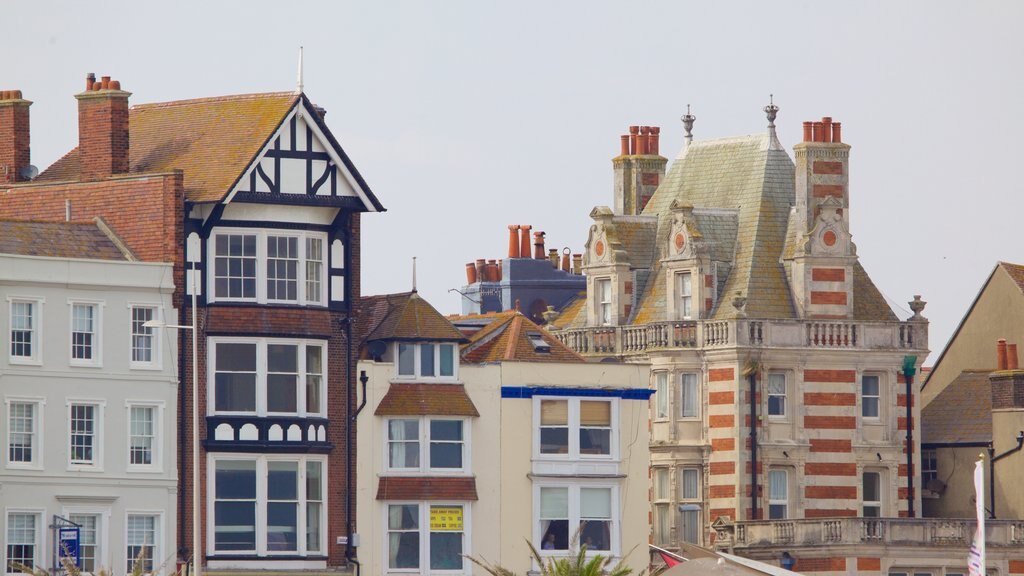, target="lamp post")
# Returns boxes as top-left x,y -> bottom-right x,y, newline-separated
902,355 -> 917,518
145,259 -> 199,576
